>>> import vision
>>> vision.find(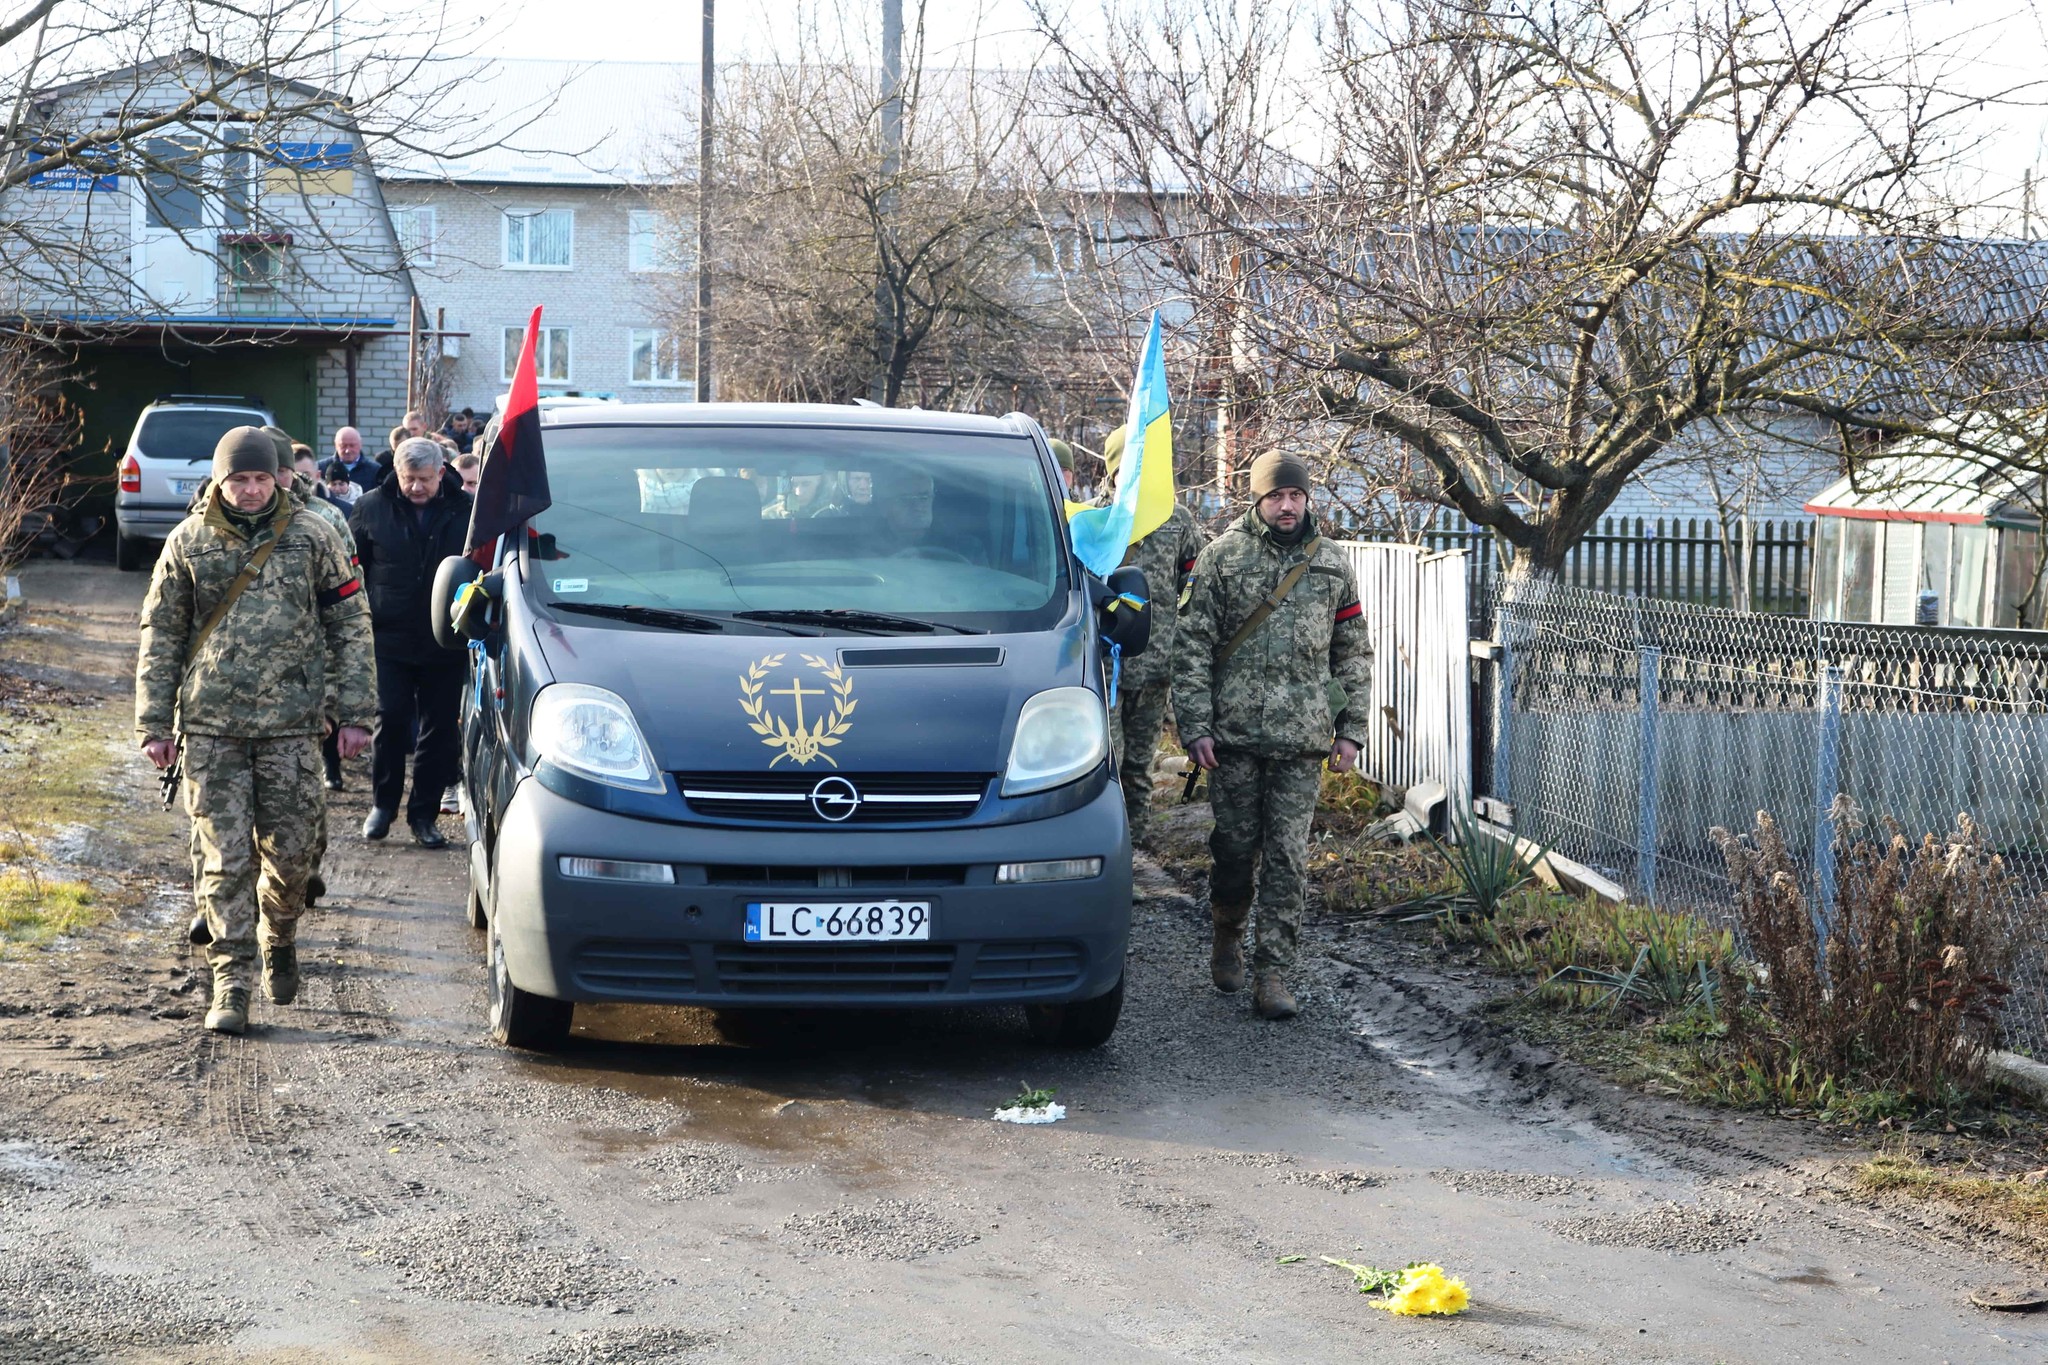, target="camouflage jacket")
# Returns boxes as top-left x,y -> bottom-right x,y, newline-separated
136,492 -> 375,741
1172,507 -> 1373,756
1115,501 -> 1209,693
